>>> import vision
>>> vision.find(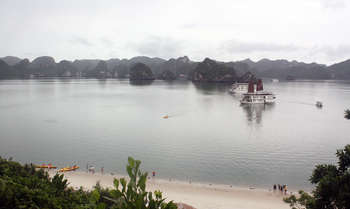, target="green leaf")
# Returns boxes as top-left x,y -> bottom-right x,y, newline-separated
128,157 -> 135,168
90,189 -> 100,203
113,178 -> 119,190
120,178 -> 127,193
